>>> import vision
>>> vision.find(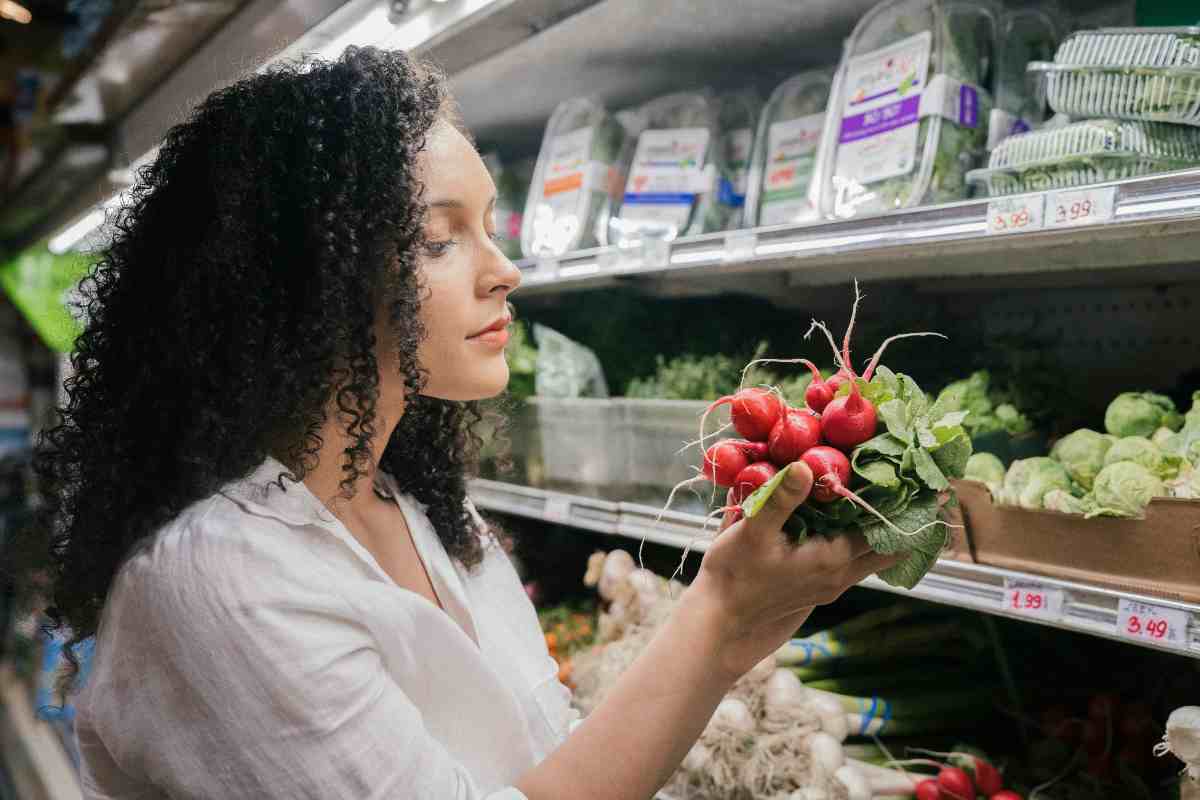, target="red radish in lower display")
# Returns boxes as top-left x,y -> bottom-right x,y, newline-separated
990,792 -> 1023,800
971,759 -> 1003,796
732,462 -> 778,504
704,387 -> 784,441
1081,718 -> 1107,756
768,408 -> 822,467
937,766 -> 974,800
915,778 -> 942,800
